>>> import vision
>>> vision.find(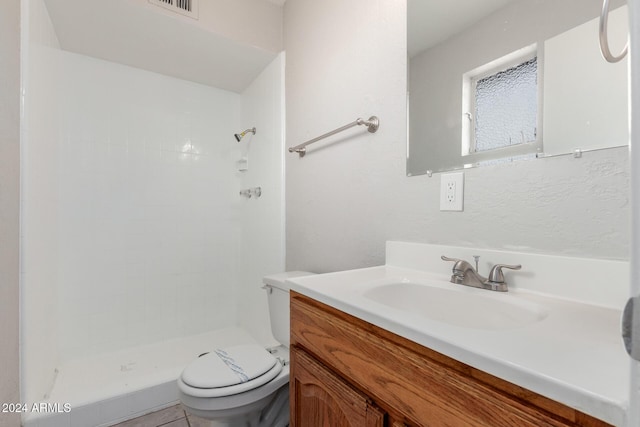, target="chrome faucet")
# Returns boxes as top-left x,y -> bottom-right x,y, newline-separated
441,256 -> 521,292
